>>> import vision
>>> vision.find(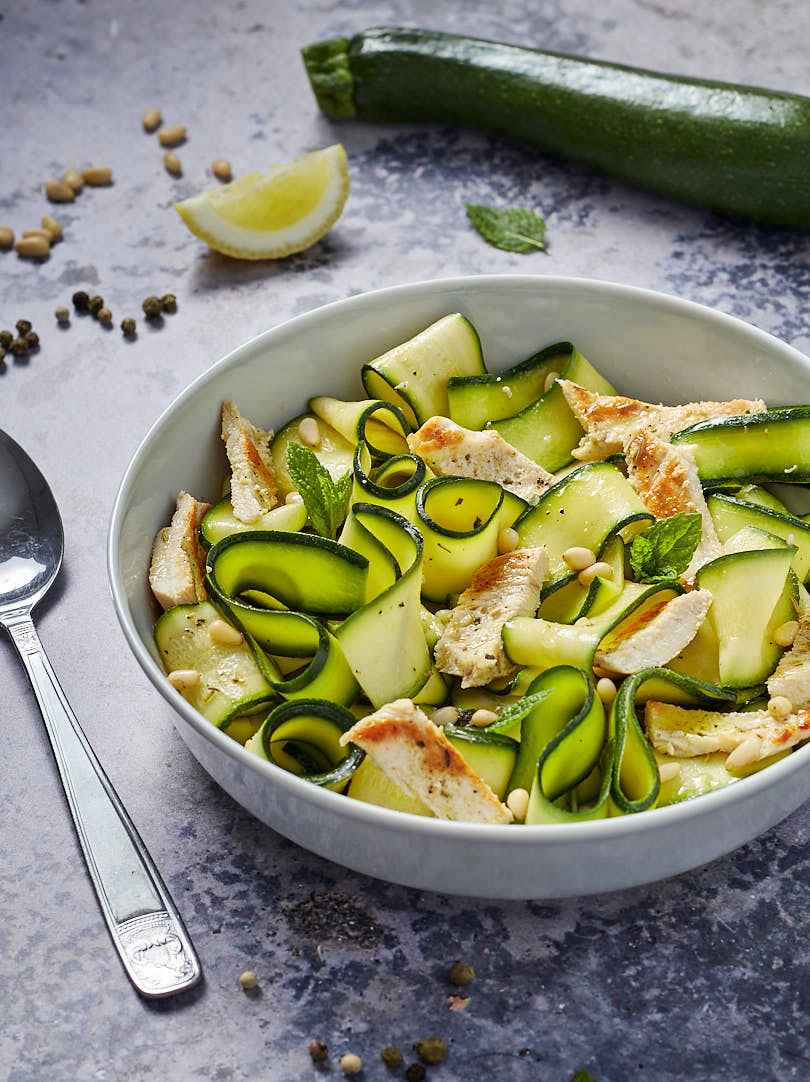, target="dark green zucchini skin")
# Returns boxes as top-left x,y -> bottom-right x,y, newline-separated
302,28 -> 810,225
